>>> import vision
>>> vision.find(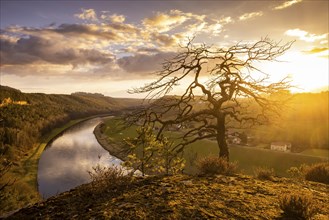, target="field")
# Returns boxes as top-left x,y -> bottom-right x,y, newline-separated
102,118 -> 328,177
299,149 -> 329,157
